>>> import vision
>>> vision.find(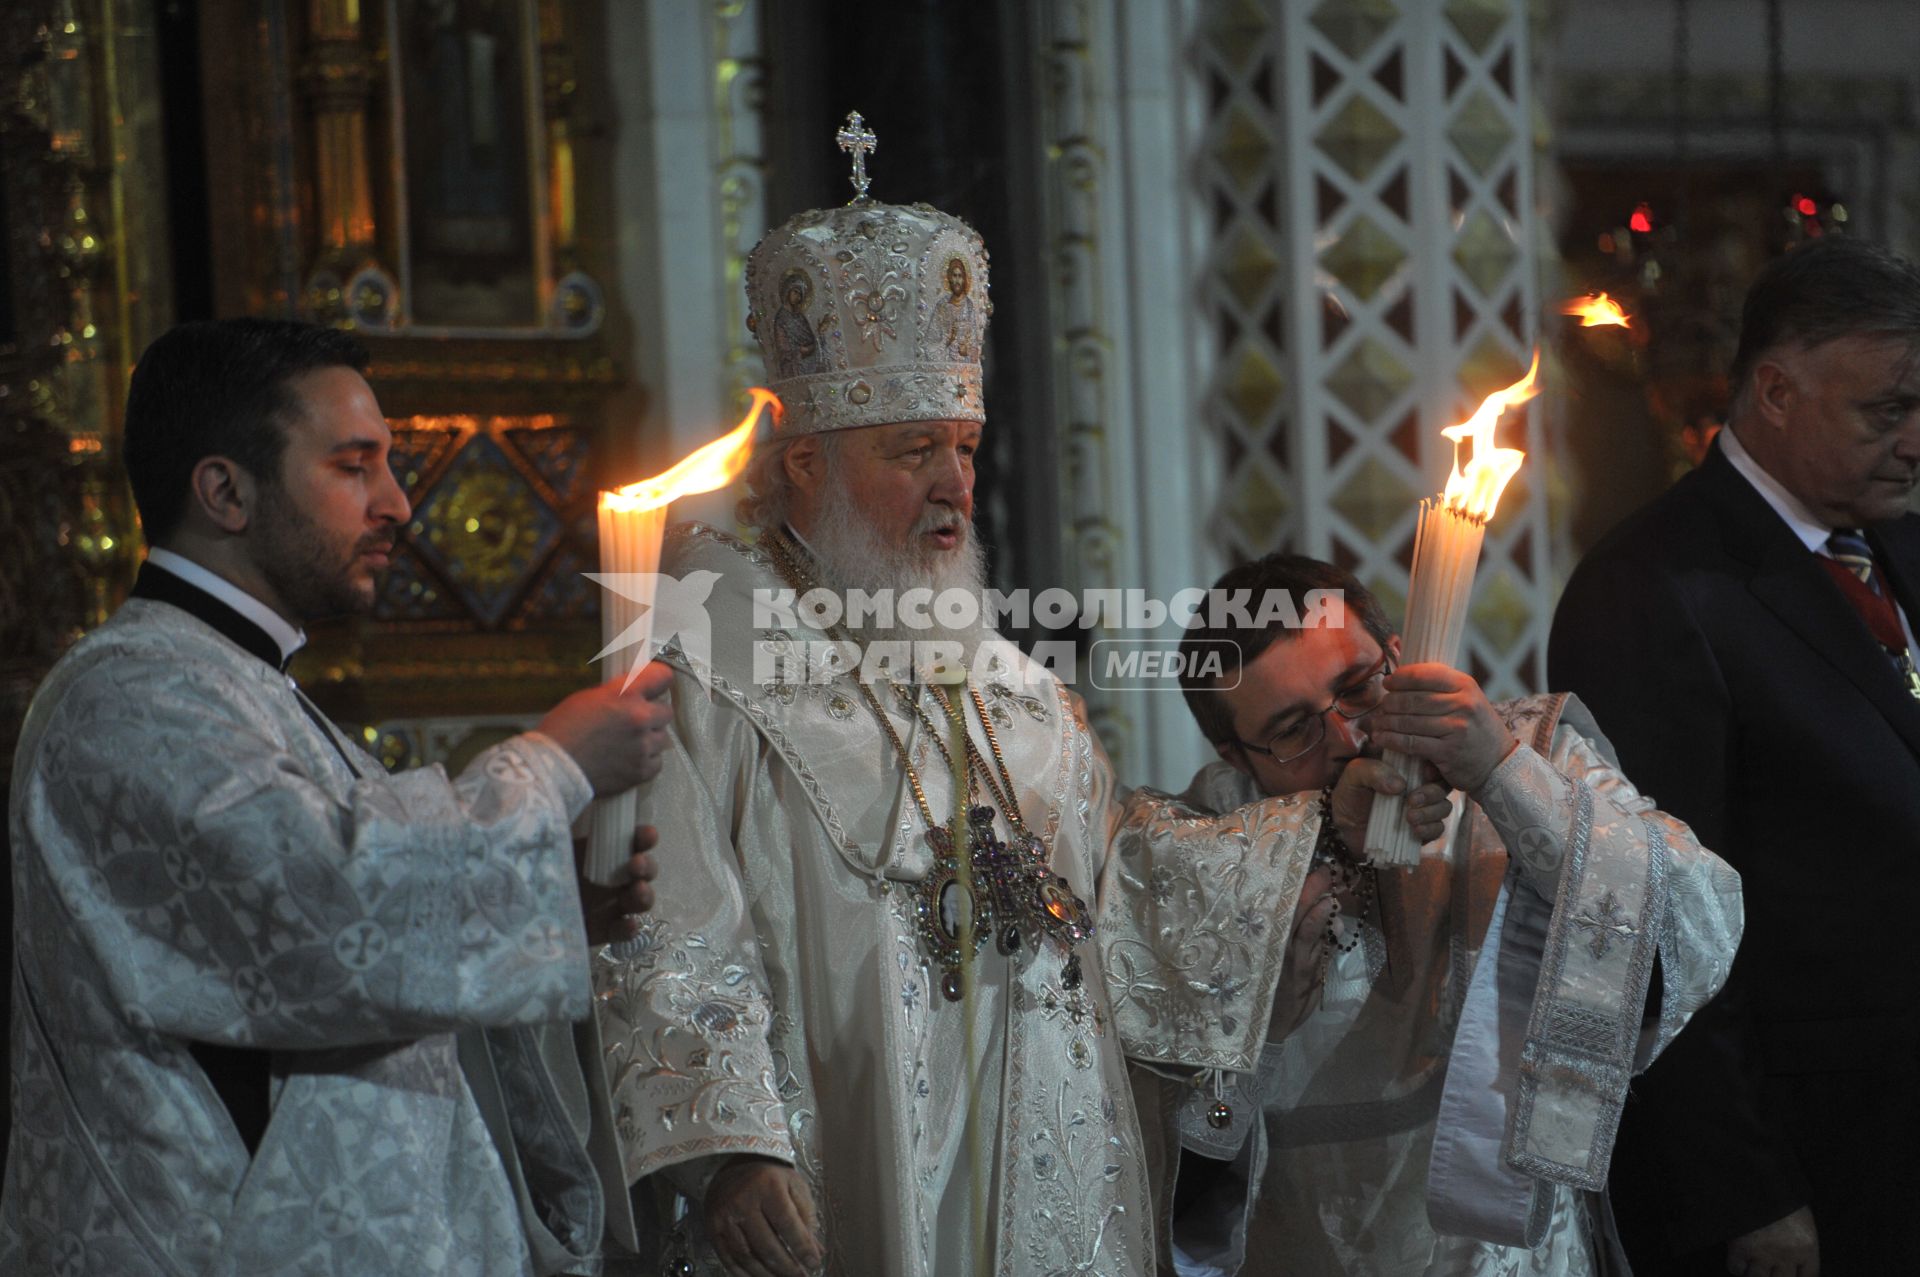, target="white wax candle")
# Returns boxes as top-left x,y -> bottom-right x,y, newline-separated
1364,500 -> 1487,867
586,498 -> 668,884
